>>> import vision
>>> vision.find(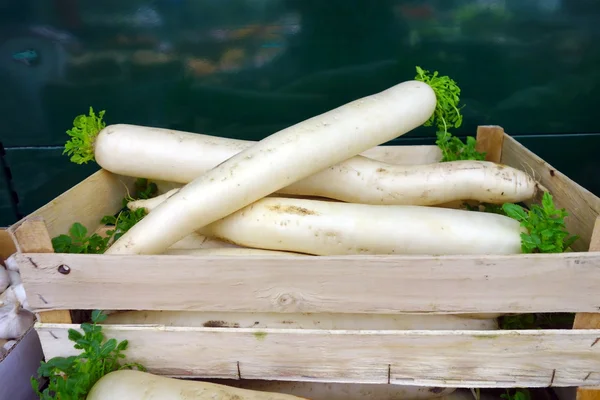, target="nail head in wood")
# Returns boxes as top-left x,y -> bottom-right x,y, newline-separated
58,265 -> 71,275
